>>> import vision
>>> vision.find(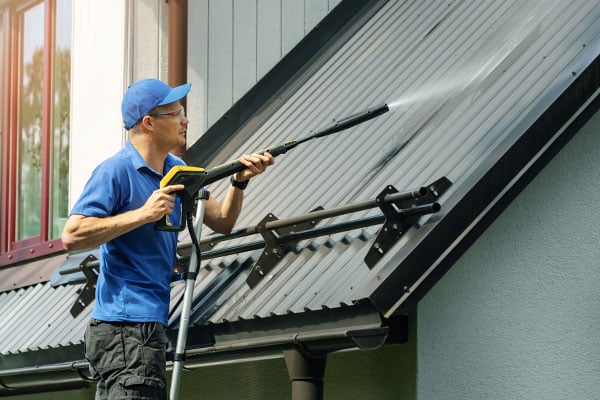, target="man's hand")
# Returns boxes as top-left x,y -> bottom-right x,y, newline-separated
61,184 -> 186,251
204,152 -> 274,234
140,184 -> 185,222
233,152 -> 274,182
